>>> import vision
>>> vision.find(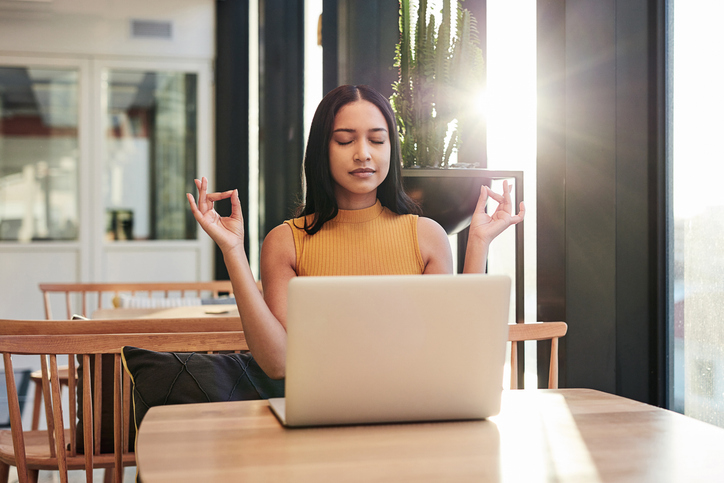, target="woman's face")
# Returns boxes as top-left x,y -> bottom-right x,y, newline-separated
328,100 -> 391,210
